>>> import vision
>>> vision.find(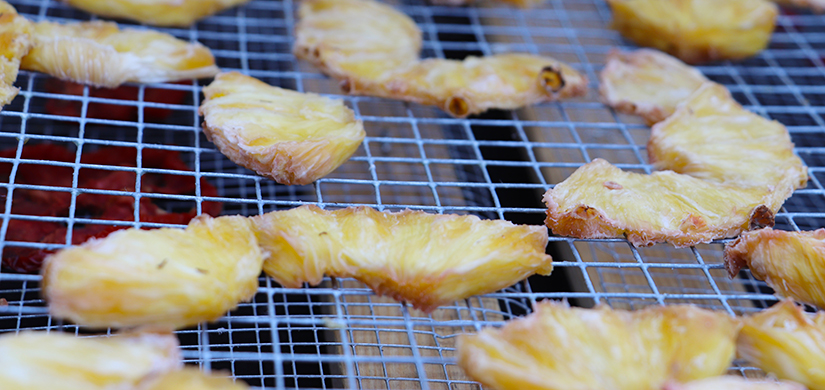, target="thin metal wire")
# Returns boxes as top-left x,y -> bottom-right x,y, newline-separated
0,0 -> 823,389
